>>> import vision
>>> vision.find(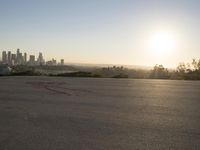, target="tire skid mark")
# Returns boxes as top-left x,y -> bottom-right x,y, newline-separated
49,85 -> 92,93
44,85 -> 72,96
26,81 -> 91,96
